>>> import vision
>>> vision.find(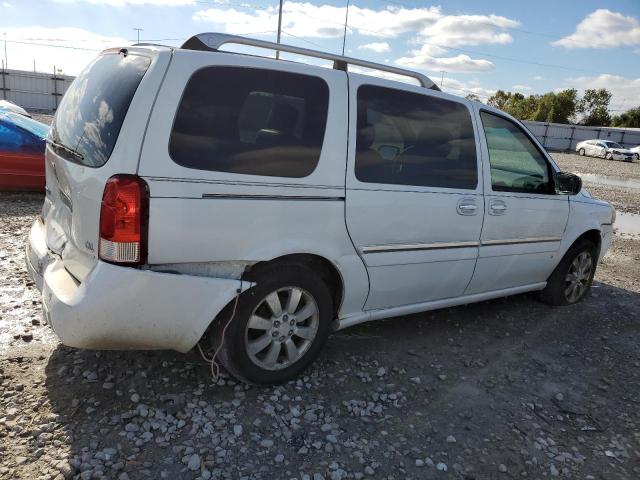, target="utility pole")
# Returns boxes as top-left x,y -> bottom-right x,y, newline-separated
3,33 -> 7,70
341,0 -> 350,56
133,28 -> 143,44
440,70 -> 446,88
276,0 -> 283,59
